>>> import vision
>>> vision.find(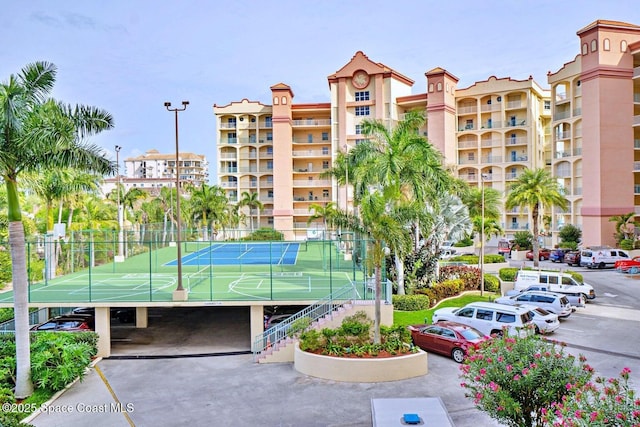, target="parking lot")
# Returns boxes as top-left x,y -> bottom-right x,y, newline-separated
28,262 -> 640,427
